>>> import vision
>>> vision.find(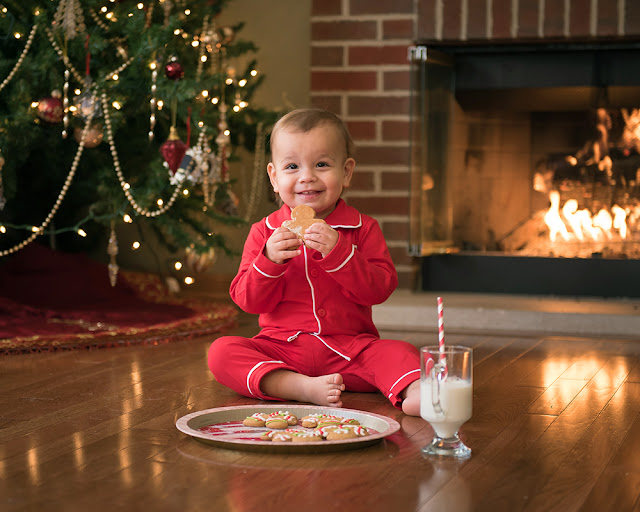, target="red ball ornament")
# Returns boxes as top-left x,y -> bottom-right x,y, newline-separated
37,93 -> 64,123
160,126 -> 187,173
165,60 -> 184,80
